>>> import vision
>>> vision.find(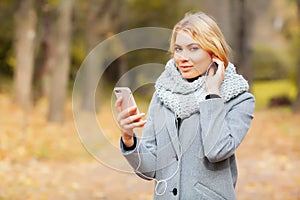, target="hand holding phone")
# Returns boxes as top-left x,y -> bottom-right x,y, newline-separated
114,87 -> 146,147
